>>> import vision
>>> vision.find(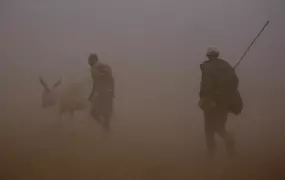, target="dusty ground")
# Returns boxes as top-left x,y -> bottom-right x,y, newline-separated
1,97 -> 285,180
